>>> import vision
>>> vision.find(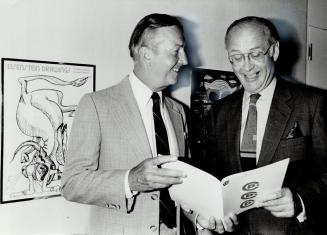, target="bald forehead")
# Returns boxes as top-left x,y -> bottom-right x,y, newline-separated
225,22 -> 270,48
